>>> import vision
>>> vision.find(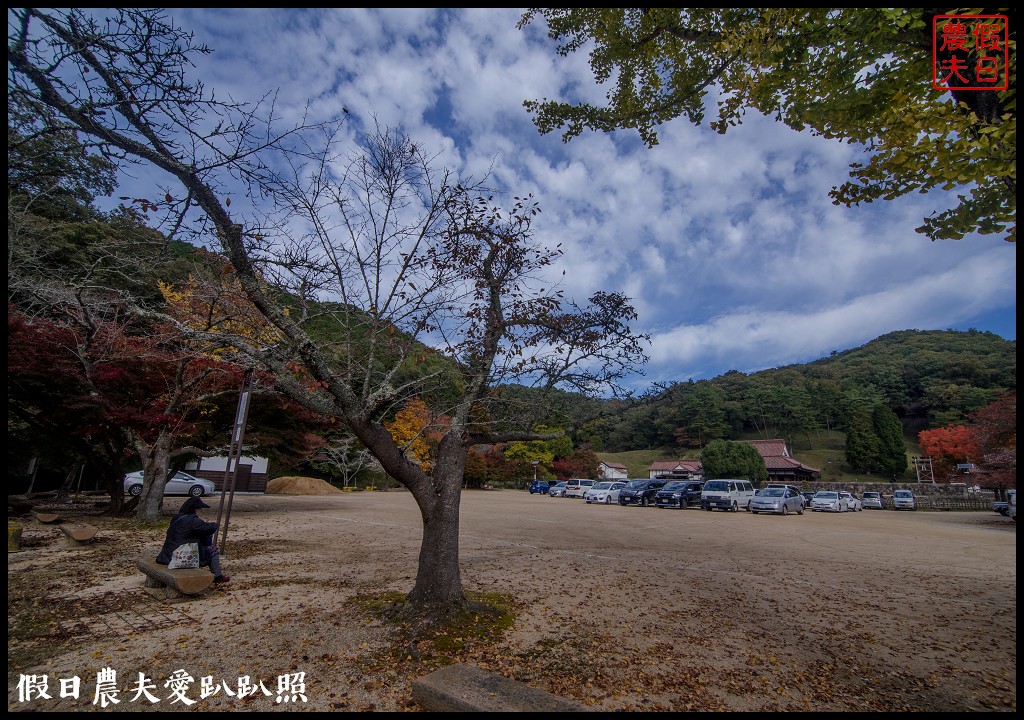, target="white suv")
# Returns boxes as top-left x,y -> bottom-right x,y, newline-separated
700,479 -> 756,512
